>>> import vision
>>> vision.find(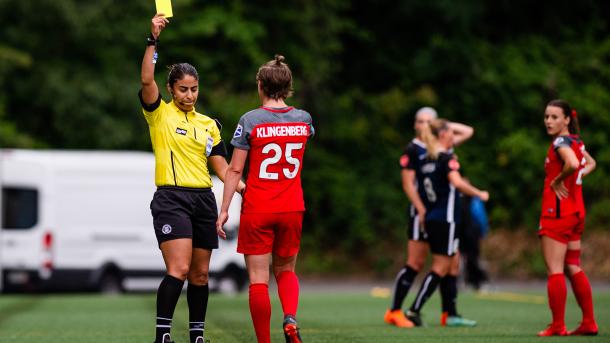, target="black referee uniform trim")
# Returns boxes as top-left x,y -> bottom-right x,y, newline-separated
170,151 -> 177,186
138,90 -> 162,112
210,141 -> 227,157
